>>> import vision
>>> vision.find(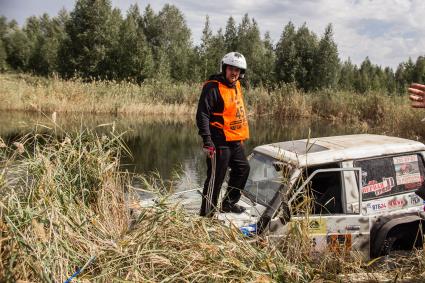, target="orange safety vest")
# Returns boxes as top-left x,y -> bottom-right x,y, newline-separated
206,80 -> 249,141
